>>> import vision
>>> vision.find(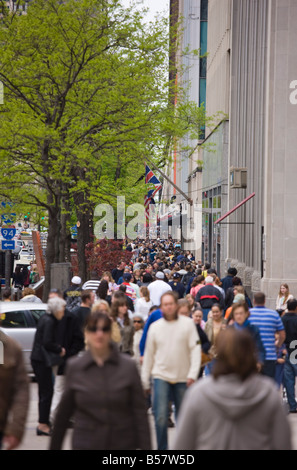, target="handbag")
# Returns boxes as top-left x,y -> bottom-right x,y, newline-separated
41,346 -> 63,368
201,351 -> 212,366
